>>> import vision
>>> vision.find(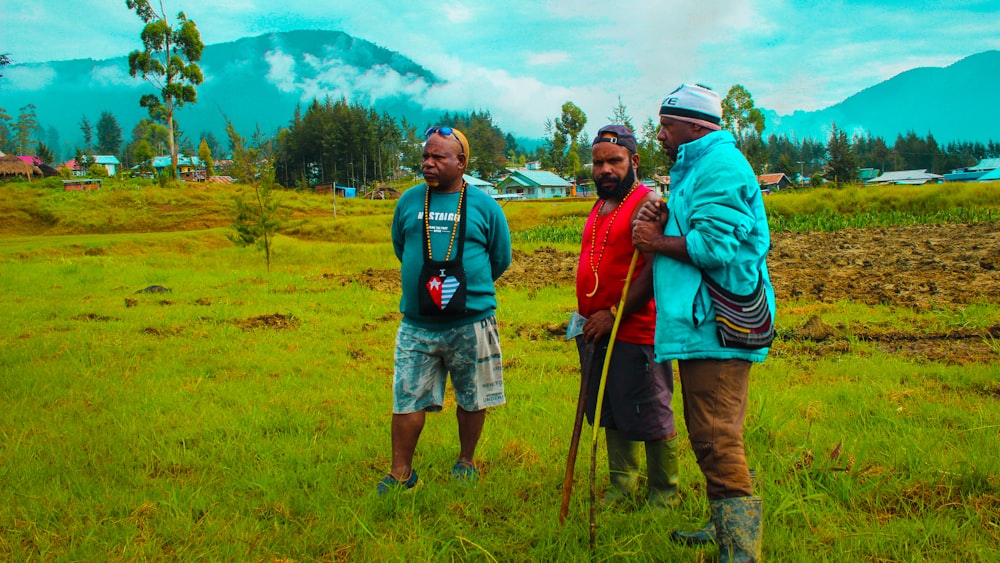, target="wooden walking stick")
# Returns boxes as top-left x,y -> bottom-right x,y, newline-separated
558,341 -> 594,525
589,249 -> 640,550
